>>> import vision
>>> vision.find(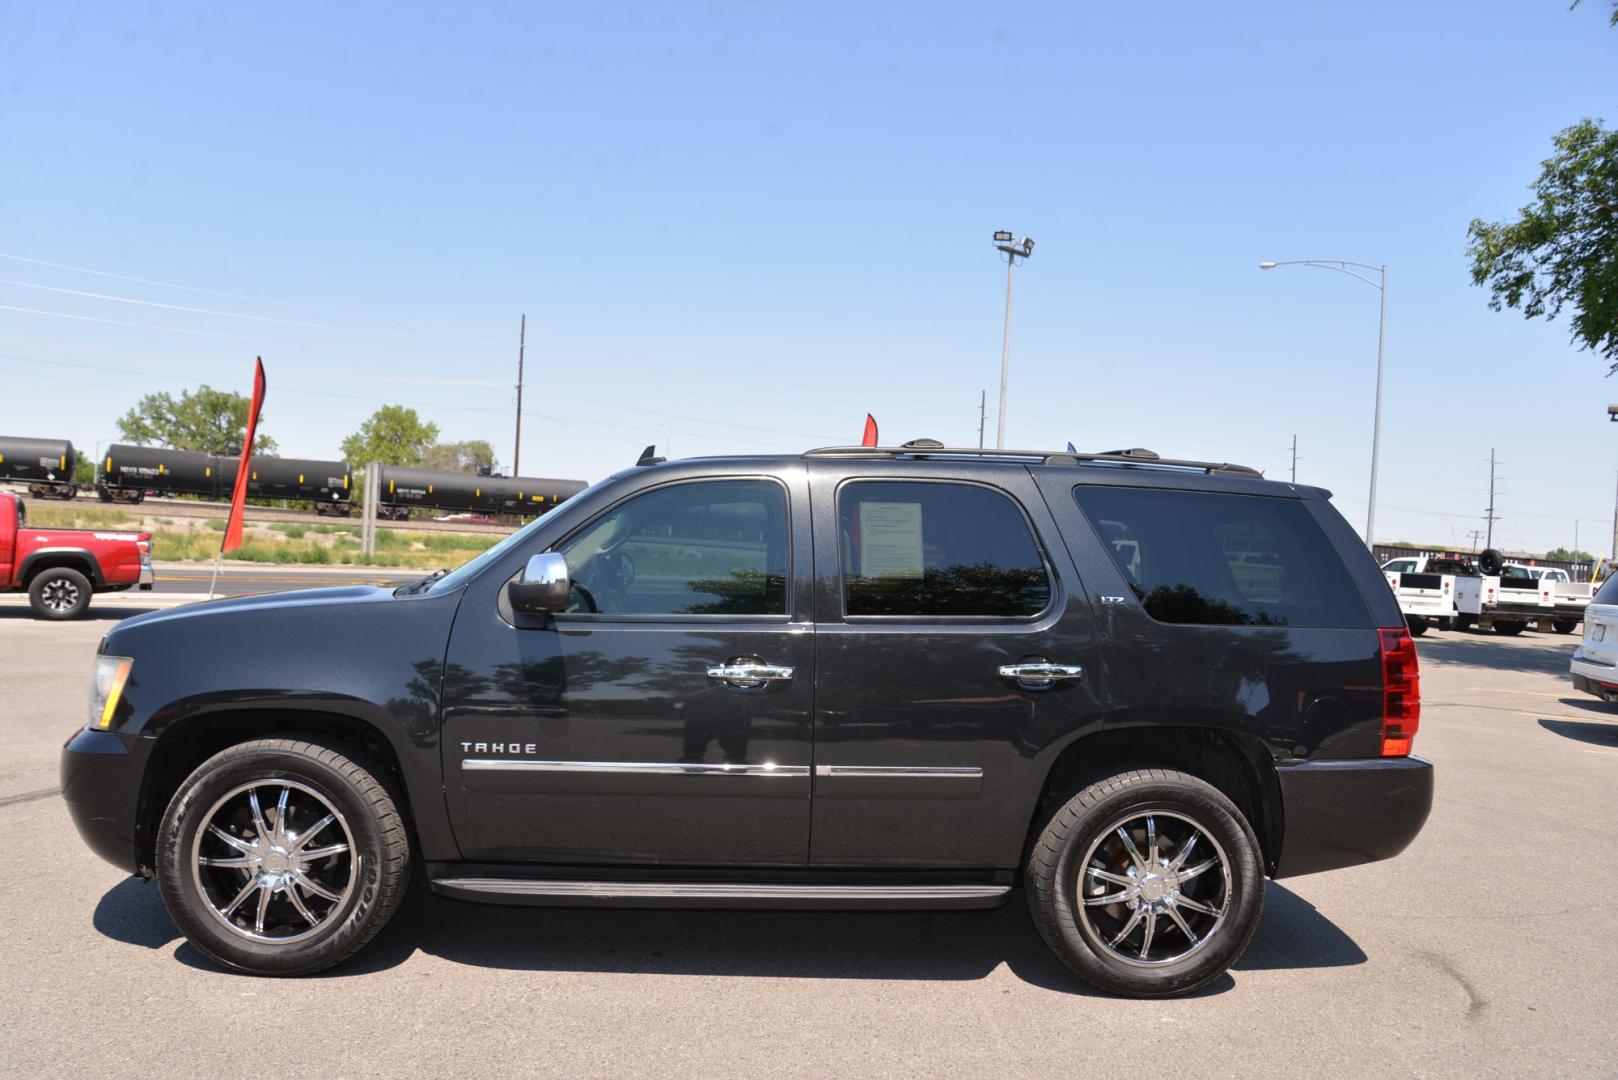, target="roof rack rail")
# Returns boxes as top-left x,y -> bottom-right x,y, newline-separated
802,444 -> 1262,477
